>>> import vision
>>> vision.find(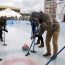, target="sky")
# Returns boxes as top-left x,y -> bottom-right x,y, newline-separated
0,0 -> 44,13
